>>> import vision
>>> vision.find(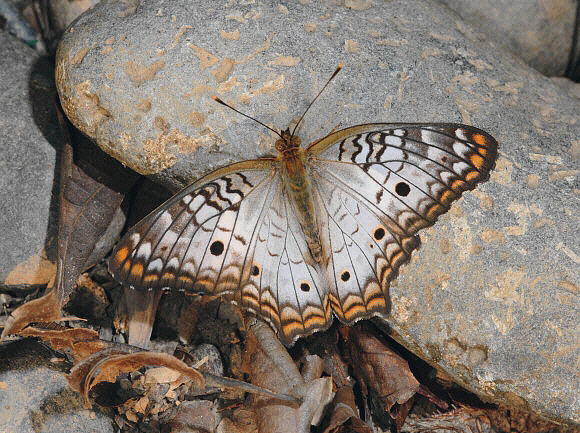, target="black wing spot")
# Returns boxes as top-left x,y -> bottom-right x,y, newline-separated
395,182 -> 410,197
440,155 -> 448,164
210,240 -> 224,256
251,265 -> 260,276
340,270 -> 351,282
300,282 -> 311,292
374,227 -> 386,241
